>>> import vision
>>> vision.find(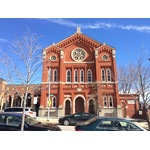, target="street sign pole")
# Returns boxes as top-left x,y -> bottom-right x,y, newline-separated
47,58 -> 51,121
